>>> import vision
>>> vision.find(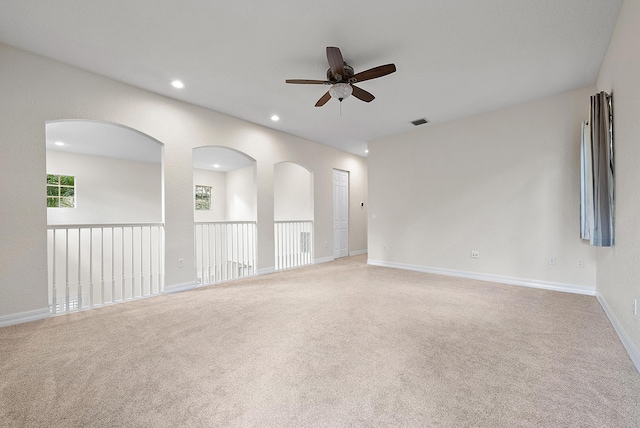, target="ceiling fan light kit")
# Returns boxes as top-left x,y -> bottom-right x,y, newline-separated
286,46 -> 396,107
329,83 -> 352,102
